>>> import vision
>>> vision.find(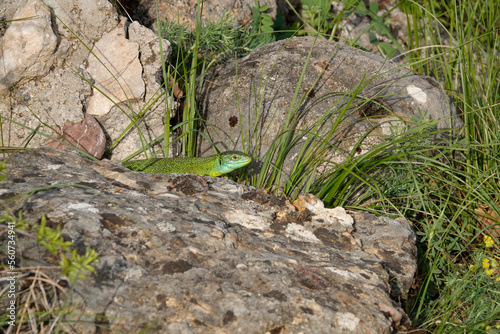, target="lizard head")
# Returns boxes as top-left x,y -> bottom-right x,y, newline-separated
214,151 -> 252,176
